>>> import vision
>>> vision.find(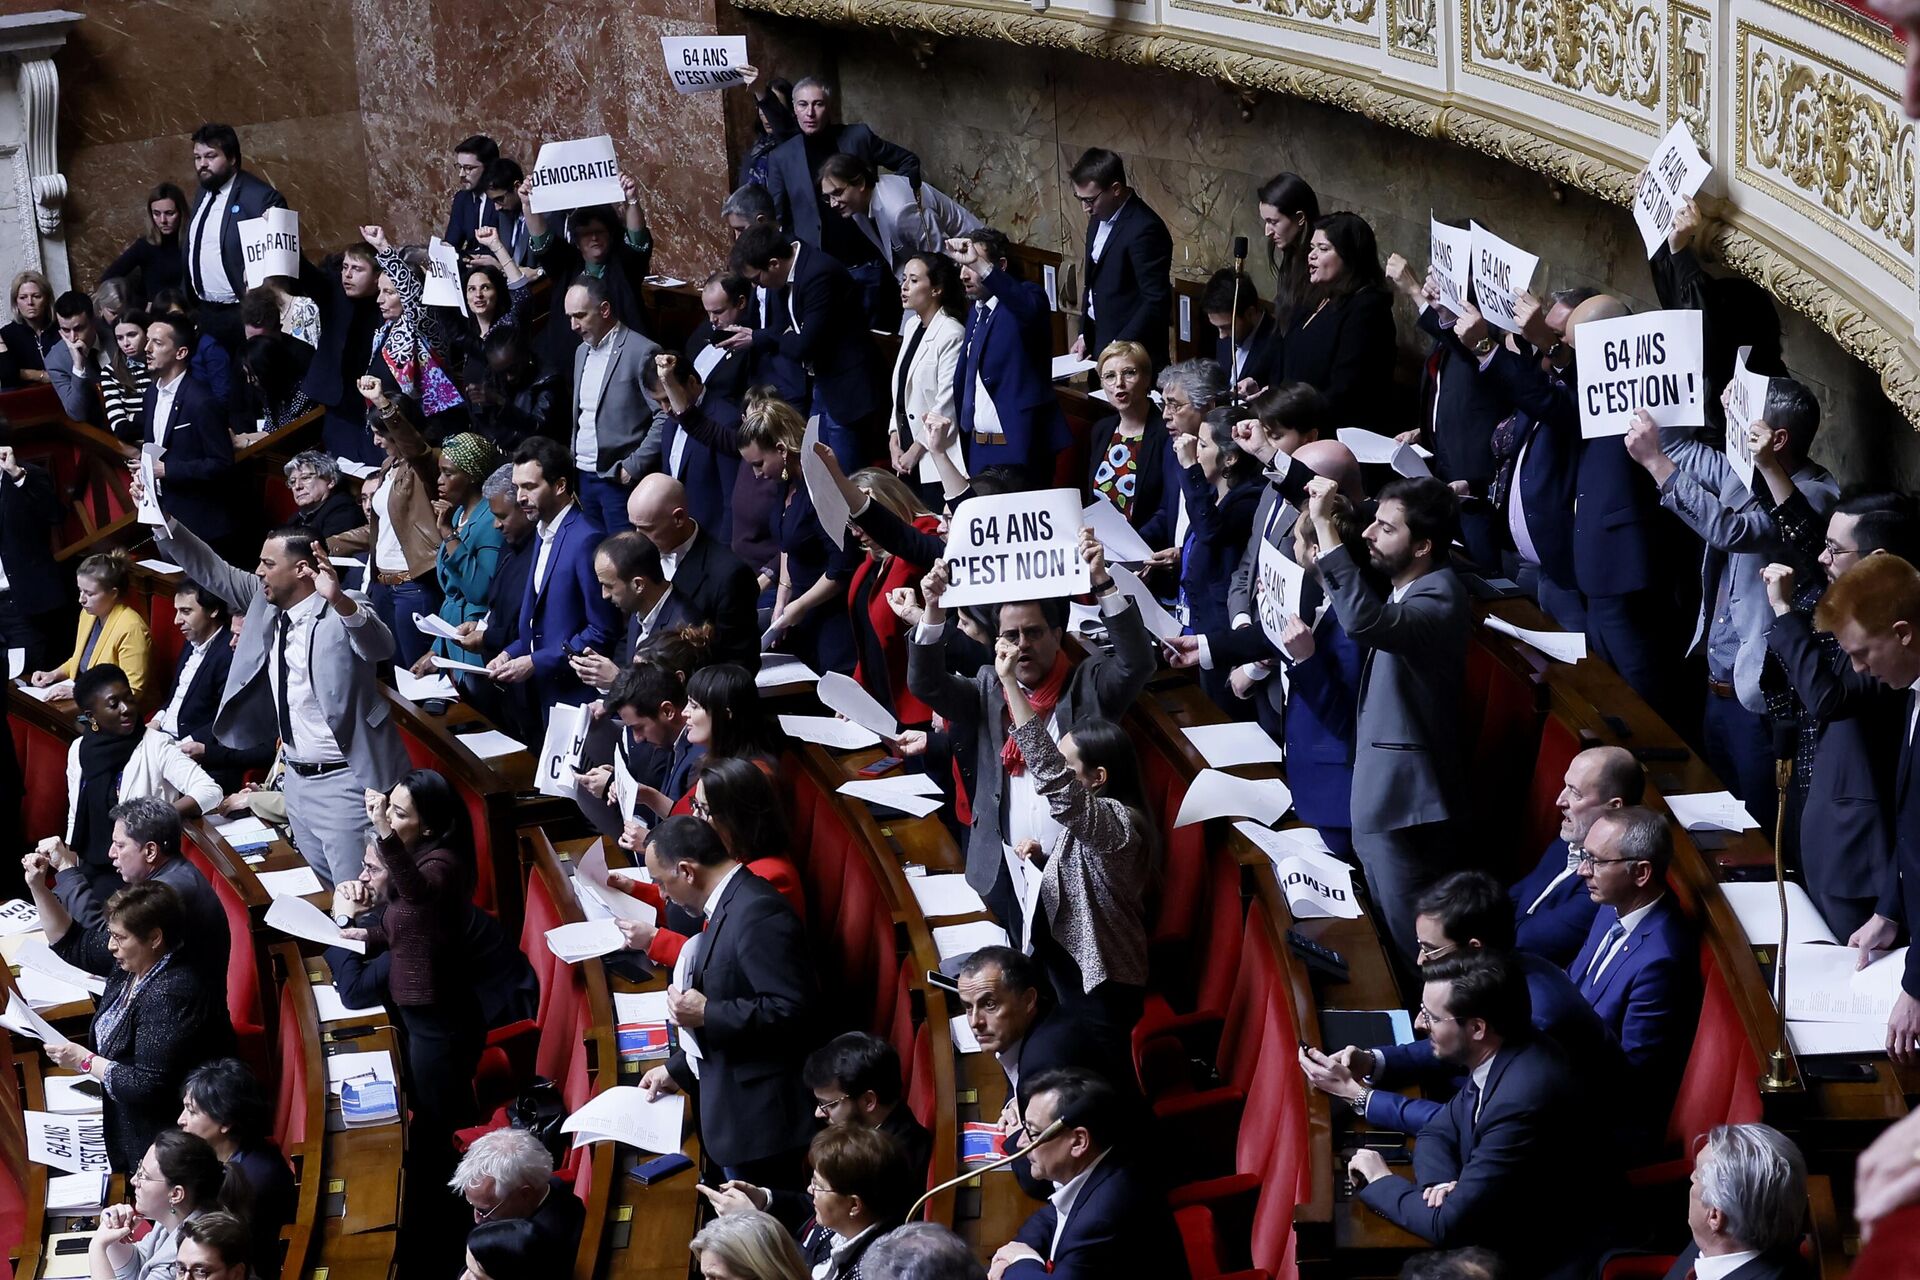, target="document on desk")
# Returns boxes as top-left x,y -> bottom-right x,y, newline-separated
1182,723 -> 1286,769
0,896 -> 40,935
1719,881 -> 1840,947
1666,790 -> 1761,833
932,920 -> 1010,964
838,775 -> 944,817
1483,615 -> 1588,665
908,874 -> 989,920
42,1076 -> 105,1115
2,991 -> 73,1048
312,983 -> 384,1023
1788,1020 -> 1887,1057
16,965 -> 94,1011
46,1171 -> 109,1211
265,894 -> 365,954
562,1085 -> 686,1154
460,729 -> 528,760
16,938 -> 107,997
544,918 -> 627,964
25,1110 -> 107,1174
755,654 -> 821,688
818,671 -> 899,739
15,679 -> 62,702
779,714 -> 882,751
1777,943 -> 1908,1024
256,866 -> 324,899
1174,769 -> 1293,828
1272,845 -> 1363,921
